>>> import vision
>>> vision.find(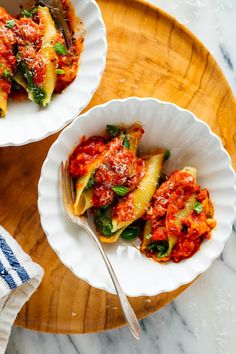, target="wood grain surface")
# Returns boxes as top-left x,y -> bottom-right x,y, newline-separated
0,0 -> 235,333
